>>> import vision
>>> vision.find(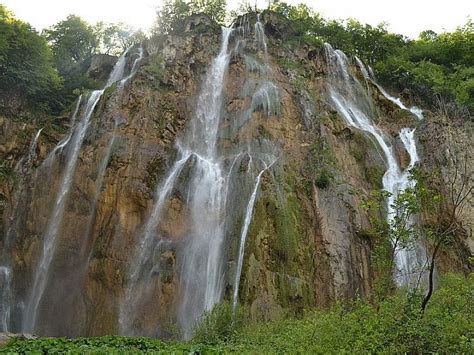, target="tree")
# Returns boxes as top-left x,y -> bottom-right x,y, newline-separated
190,0 -> 227,24
153,0 -> 227,35
41,15 -> 103,107
363,160 -> 471,310
94,22 -> 142,55
417,111 -> 473,312
362,187 -> 423,299
0,5 -> 62,112
43,15 -> 98,73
